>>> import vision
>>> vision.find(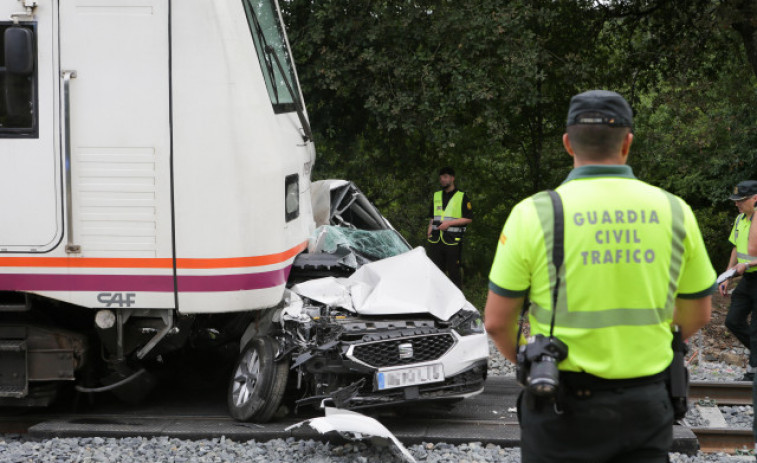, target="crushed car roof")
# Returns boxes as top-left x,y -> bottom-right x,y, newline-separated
291,247 -> 467,321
